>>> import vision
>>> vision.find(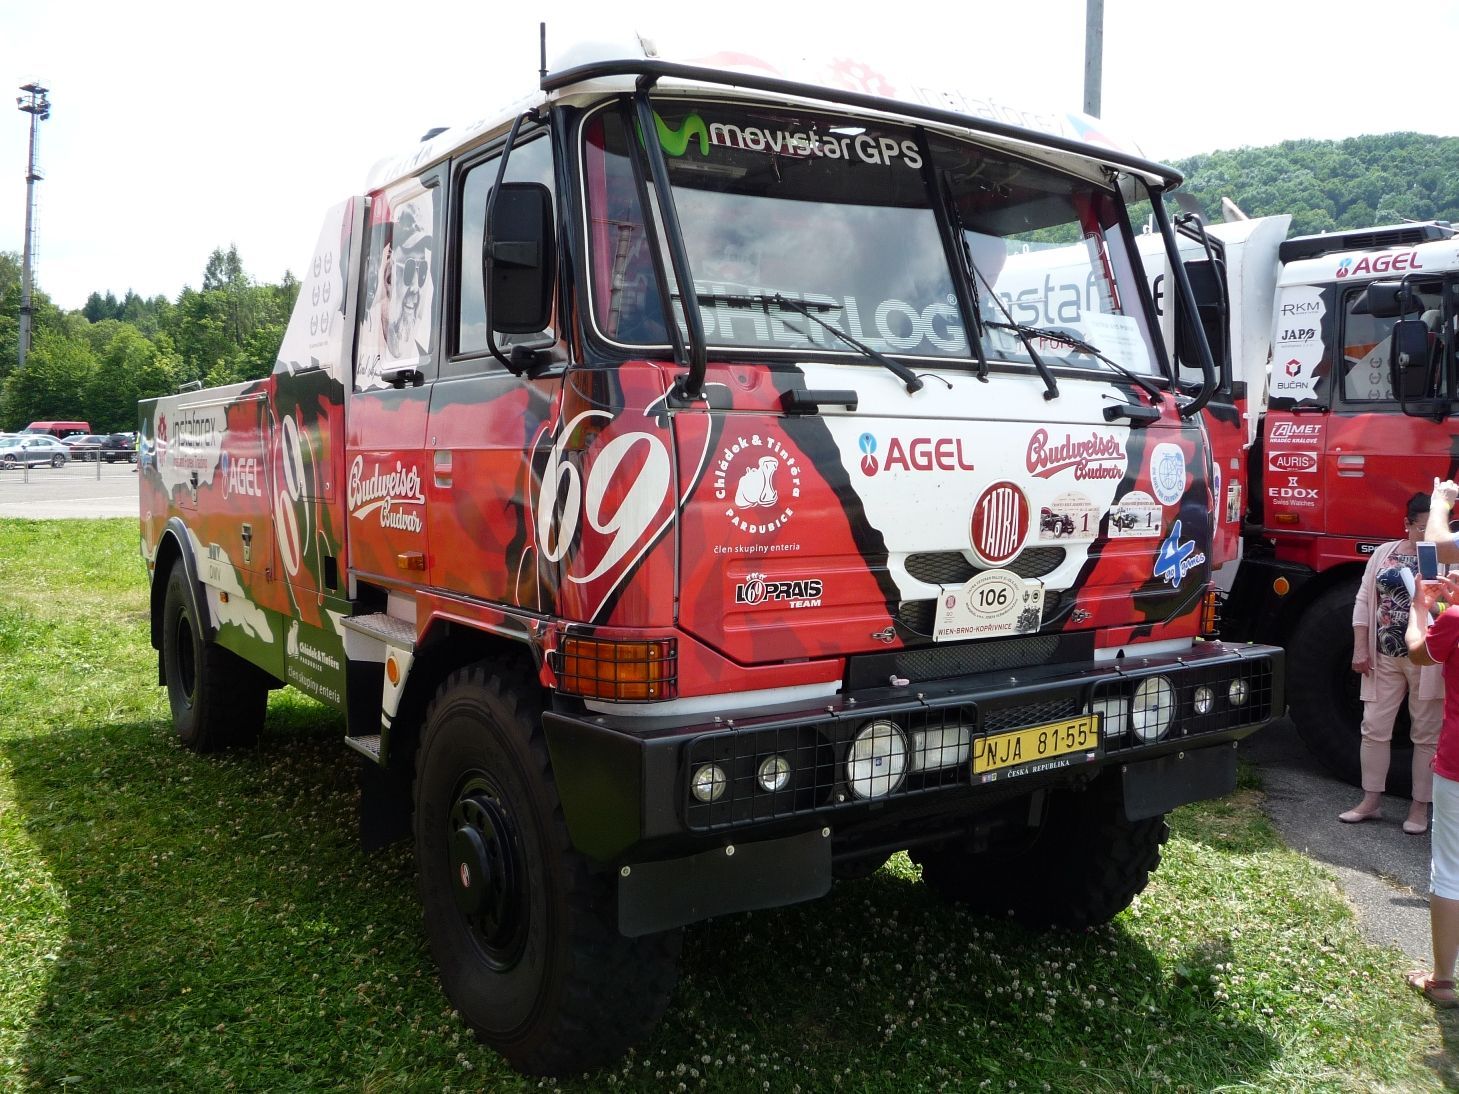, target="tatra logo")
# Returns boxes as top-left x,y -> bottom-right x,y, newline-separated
714,435 -> 801,536
1335,251 -> 1423,278
348,455 -> 425,532
734,572 -> 824,608
856,433 -> 976,476
969,480 -> 1030,567
1025,428 -> 1125,480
